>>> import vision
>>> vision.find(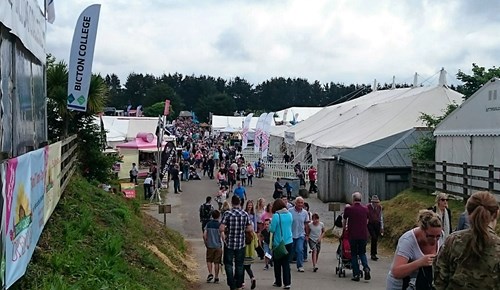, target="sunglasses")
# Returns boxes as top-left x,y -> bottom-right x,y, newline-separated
440,199 -> 449,202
